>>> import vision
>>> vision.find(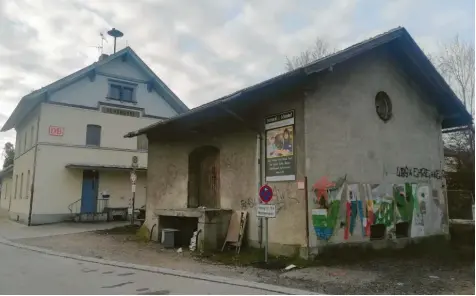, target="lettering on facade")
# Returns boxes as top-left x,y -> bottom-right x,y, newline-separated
49,126 -> 64,137
396,166 -> 442,180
